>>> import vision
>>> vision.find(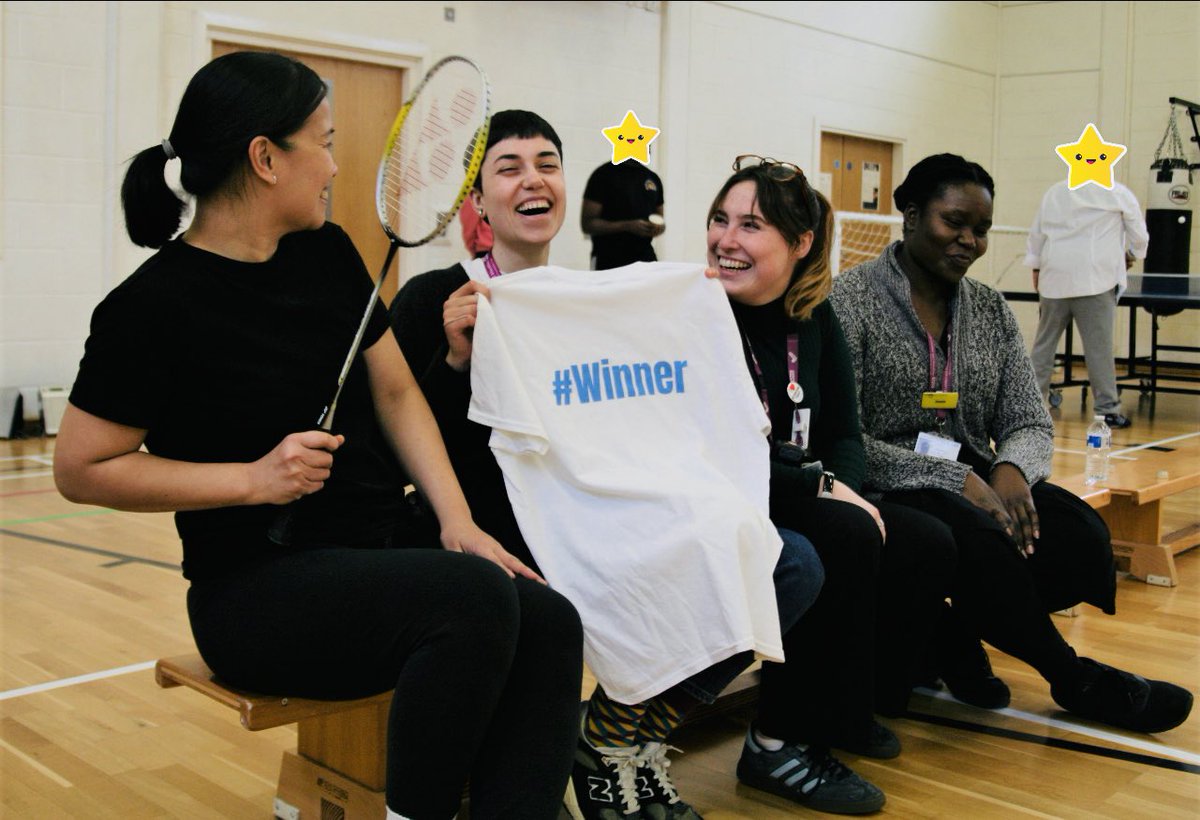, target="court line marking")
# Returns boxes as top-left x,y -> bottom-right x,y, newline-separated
913,687 -> 1200,766
1113,430 -> 1200,457
1054,447 -> 1135,460
0,660 -> 156,702
0,528 -> 180,571
0,468 -> 54,481
0,509 -> 113,527
0,736 -> 75,788
0,488 -> 61,498
0,454 -> 54,463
